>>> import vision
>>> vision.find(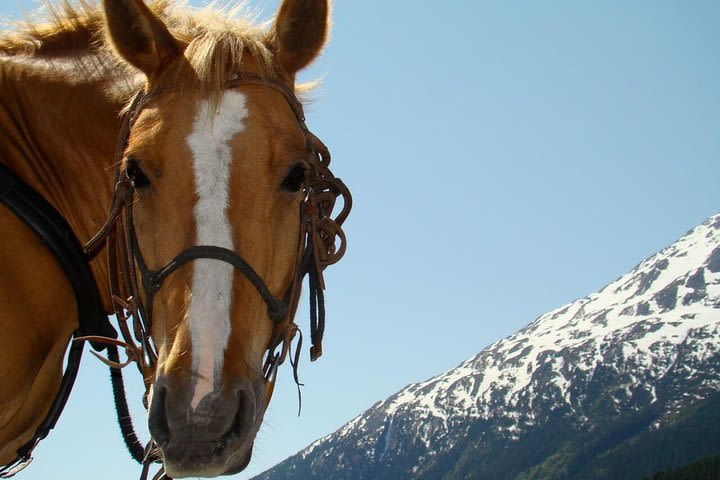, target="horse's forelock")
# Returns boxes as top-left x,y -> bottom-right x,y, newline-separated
1,2 -> 276,92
